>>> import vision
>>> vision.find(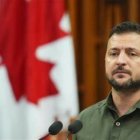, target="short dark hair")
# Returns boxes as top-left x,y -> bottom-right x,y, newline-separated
109,21 -> 140,38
